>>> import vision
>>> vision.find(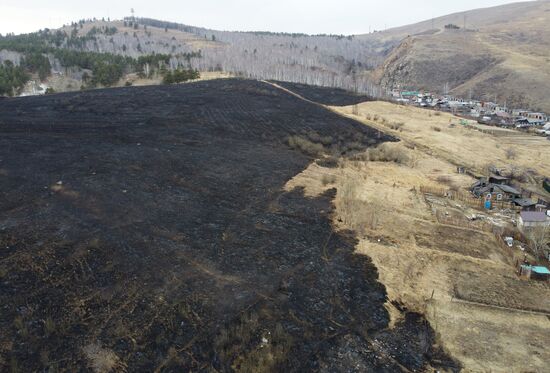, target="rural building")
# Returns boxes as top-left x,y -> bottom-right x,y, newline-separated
512,109 -> 530,117
489,175 -> 510,185
527,112 -> 547,123
513,198 -> 537,210
519,265 -> 550,281
471,178 -> 521,201
518,211 -> 550,229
